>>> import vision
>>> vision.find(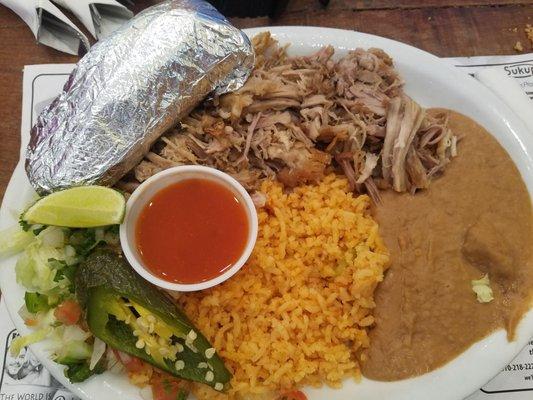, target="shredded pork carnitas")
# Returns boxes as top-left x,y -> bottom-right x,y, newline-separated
128,32 -> 457,202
